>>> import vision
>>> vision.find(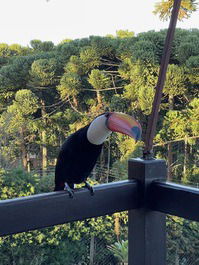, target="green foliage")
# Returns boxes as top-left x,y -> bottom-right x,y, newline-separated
30,40 -> 54,52
138,85 -> 155,114
0,43 -> 30,57
89,36 -> 116,58
137,30 -> 166,62
80,46 -> 101,72
157,98 -> 199,142
188,98 -> 199,135
0,89 -> 39,169
132,40 -> 158,63
120,60 -> 158,114
116,29 -> 134,39
0,56 -> 32,95
0,168 -> 36,199
58,72 -> 81,99
186,55 -> 199,68
0,29 -> 198,199
0,43 -> 10,57
64,55 -> 83,75
163,64 -> 187,98
167,215 -> 199,264
109,94 -> 129,113
108,240 -> 128,263
178,40 -> 199,64
1,89 -> 39,134
30,58 -> 58,86
88,69 -> 111,90
153,0 -> 198,21
9,89 -> 39,116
